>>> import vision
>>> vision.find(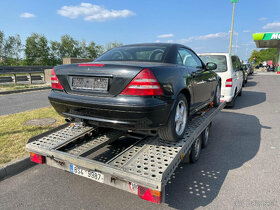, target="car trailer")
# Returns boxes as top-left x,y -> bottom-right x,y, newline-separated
26,102 -> 225,204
